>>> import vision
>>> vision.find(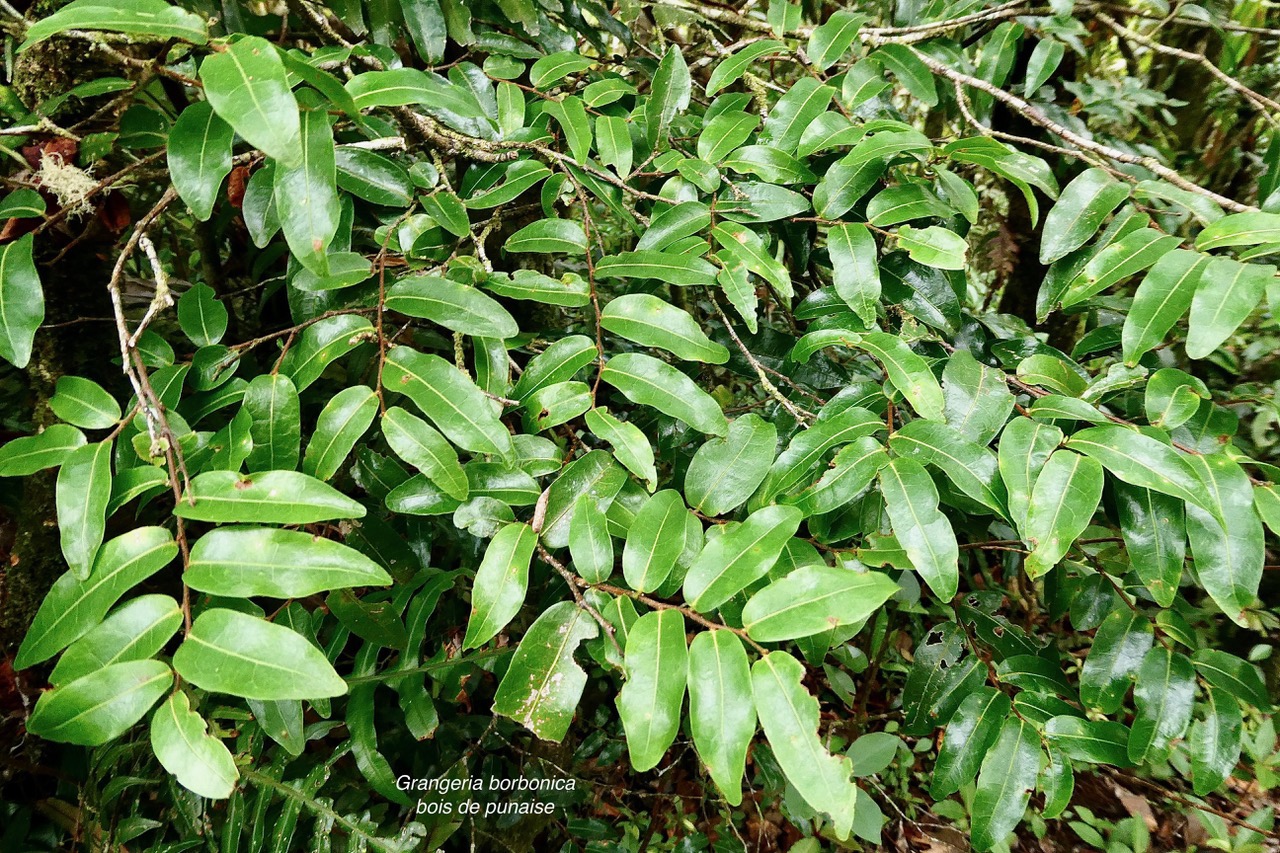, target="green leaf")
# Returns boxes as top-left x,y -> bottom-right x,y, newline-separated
1061,228 -> 1180,309
685,414 -> 776,516
278,314 -> 373,391
584,407 -> 657,491
385,275 -> 519,339
600,353 -> 727,436
187,527 -> 391,597
1121,249 -> 1210,366
15,526 -> 176,669
1186,258 -> 1274,359
1184,454 -> 1263,626
569,494 -> 614,584
49,376 -> 121,430
539,450 -> 626,549
595,114 -> 633,177
493,601 -> 599,741
706,40 -> 786,95
878,457 -> 958,601
617,610 -> 688,771
1080,608 -> 1153,714
26,660 -> 171,746
335,147 -> 415,207
273,106 -> 339,274
889,420 -> 1007,516
20,0 -> 208,50
742,566 -> 897,641
970,715 -> 1038,851
595,250 -> 718,287
712,222 -> 791,298
1044,716 -> 1133,765
0,188 -> 46,219
0,234 -> 43,369
942,350 -> 1014,446
505,219 -> 587,255
243,373 -> 301,472
1024,38 -> 1064,95
512,334 -> 596,402
381,406 -> 468,501
806,10 -> 866,70
600,294 -> 728,364
175,609 -> 347,699
752,651 -> 859,841
0,424 -> 87,476
646,45 -> 690,150
813,155 -> 885,219
1195,211 -> 1280,250
930,688 -> 1011,798
1114,483 -> 1185,607
56,439 -> 113,579
530,50 -> 594,89
1022,450 -> 1103,578
168,102 -> 234,222
683,505 -> 802,610
869,44 -> 937,106
484,269 -> 590,307
828,222 -> 880,328
897,225 -> 967,270
49,594 -> 181,686
418,189 -> 468,236
1191,685 -> 1243,796
151,691 -> 239,799
382,347 -> 514,456
1039,168 -> 1129,264
622,490 -> 691,592
857,332 -> 945,421
465,161 -> 552,209
399,0 -> 446,63
174,470 -> 367,524
754,407 -> 881,503
1191,649 -> 1272,710
177,282 -> 229,347
1065,425 -> 1216,519
783,436 -> 886,516
762,78 -> 836,154
462,522 -> 537,649
201,36 -> 301,166
687,631 -> 755,805
303,385 -> 378,481
1129,646 -> 1195,764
